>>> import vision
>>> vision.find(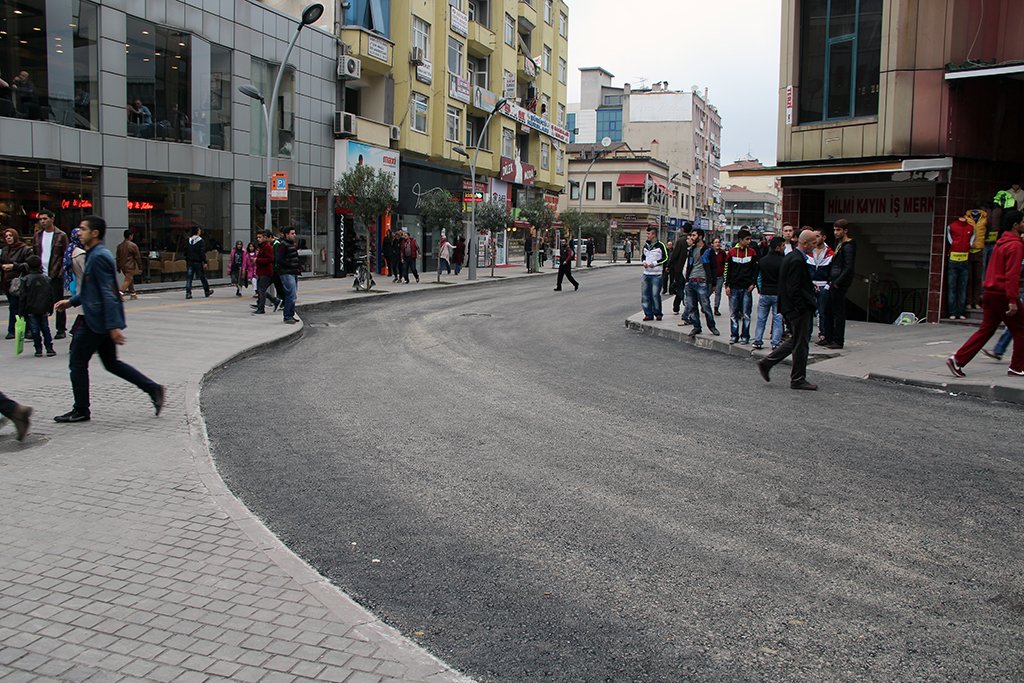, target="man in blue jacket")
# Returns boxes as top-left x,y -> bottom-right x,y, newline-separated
53,215 -> 164,423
